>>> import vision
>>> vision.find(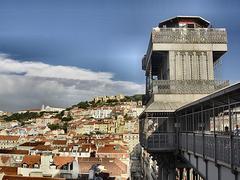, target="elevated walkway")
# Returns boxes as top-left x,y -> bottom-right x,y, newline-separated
140,83 -> 240,179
